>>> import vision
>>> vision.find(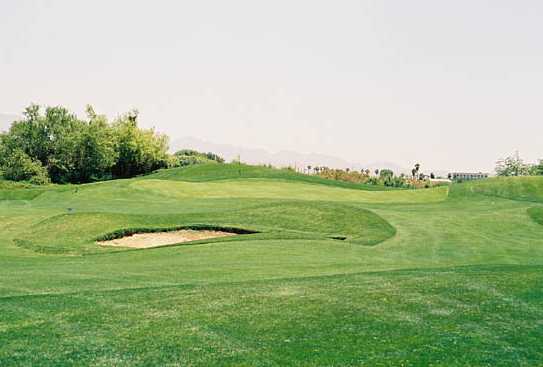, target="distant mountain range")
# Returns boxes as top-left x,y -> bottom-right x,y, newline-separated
171,137 -> 409,174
